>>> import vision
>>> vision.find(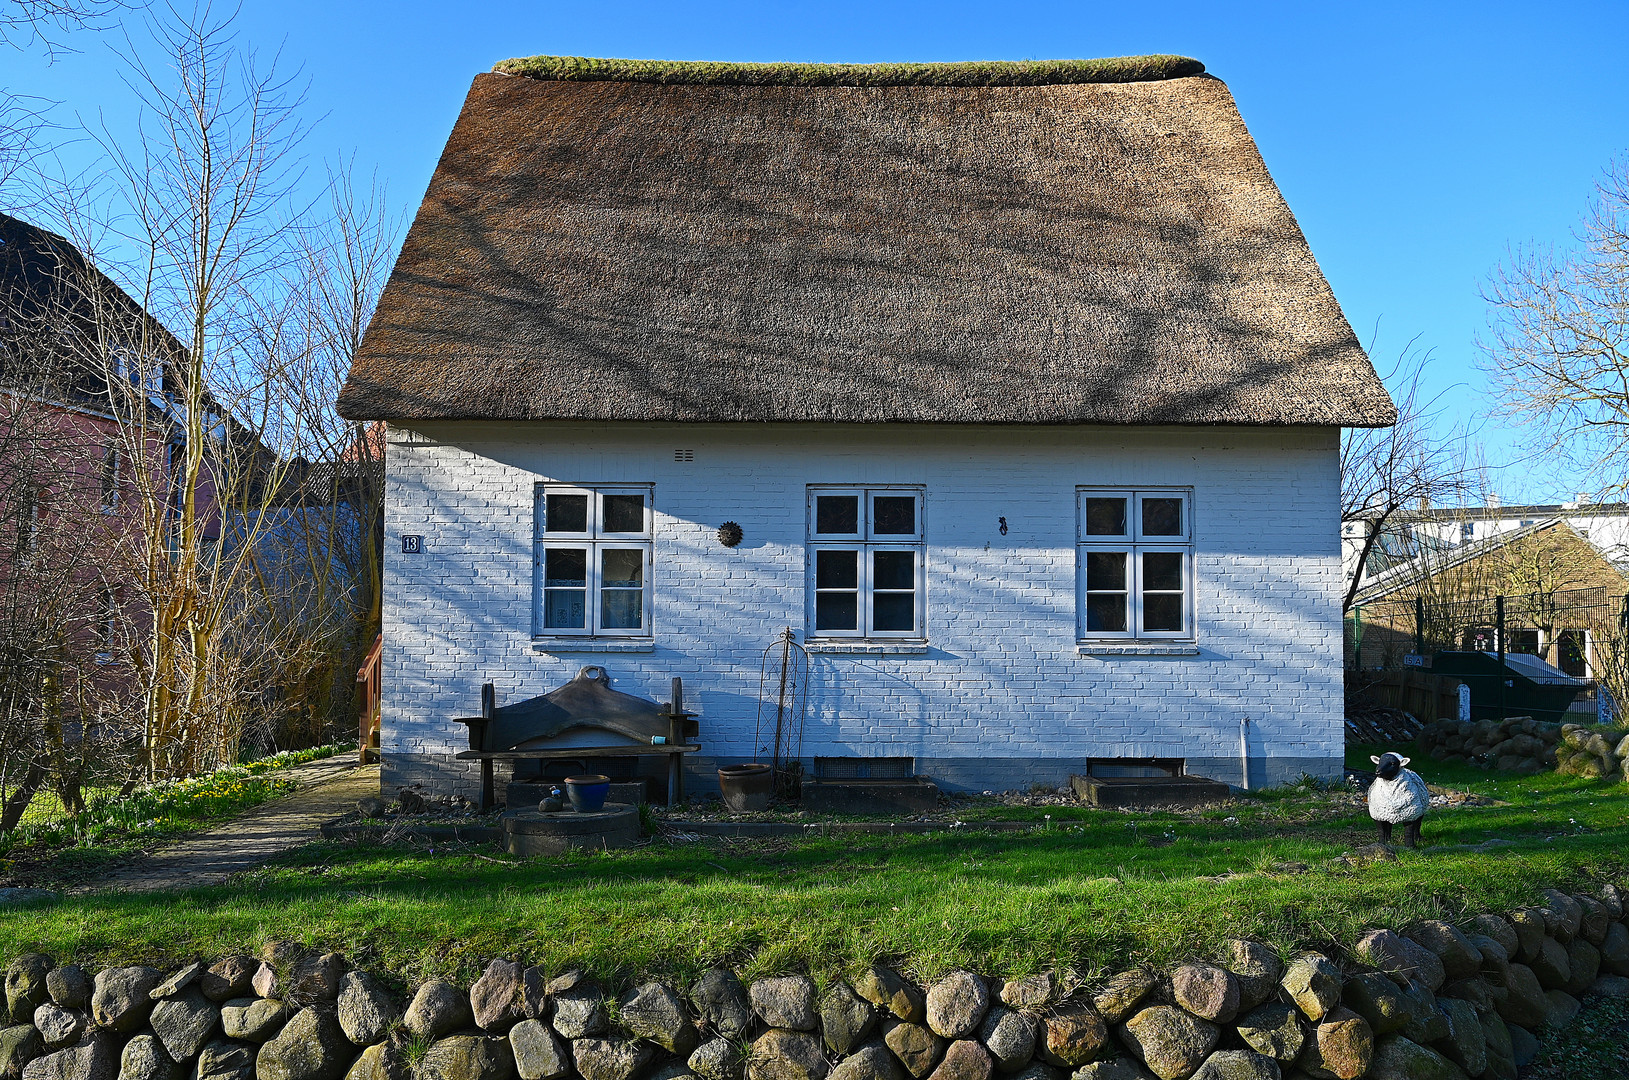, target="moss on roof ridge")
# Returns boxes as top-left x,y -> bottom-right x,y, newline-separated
492,55 -> 1205,87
